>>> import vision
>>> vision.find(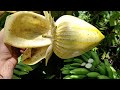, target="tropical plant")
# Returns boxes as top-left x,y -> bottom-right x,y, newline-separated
0,11 -> 120,79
